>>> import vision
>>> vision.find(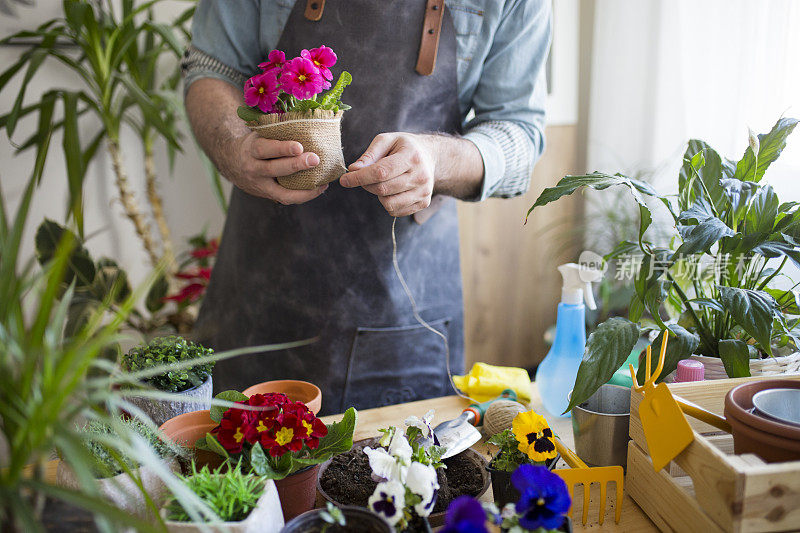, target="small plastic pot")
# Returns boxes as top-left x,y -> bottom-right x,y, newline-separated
242,380 -> 322,414
280,506 -> 392,533
486,454 -> 560,508
275,464 -> 321,521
